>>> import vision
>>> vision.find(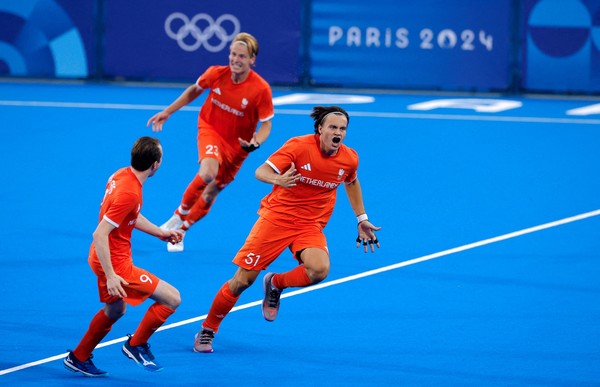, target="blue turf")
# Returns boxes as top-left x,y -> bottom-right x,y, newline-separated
1,81 -> 599,386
